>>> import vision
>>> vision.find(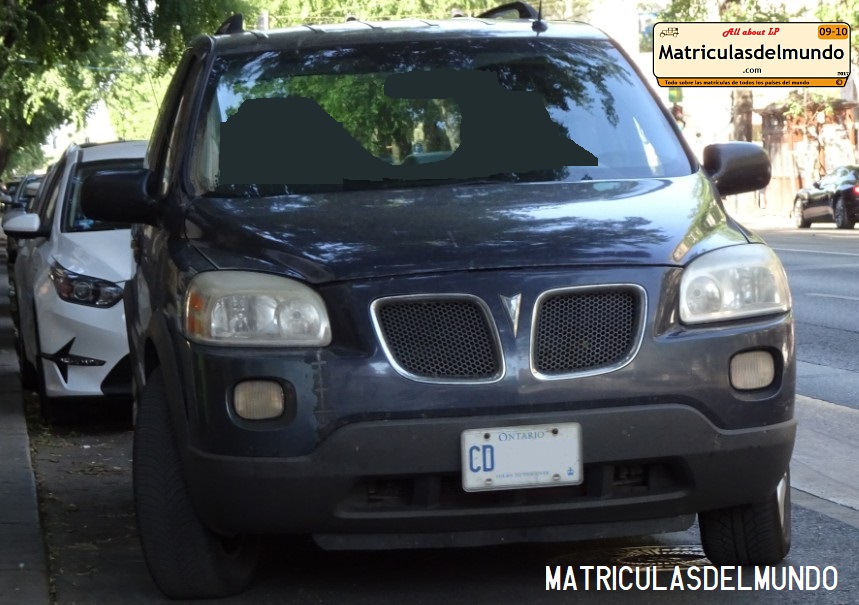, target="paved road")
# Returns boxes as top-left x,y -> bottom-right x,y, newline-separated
756,224 -> 859,410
